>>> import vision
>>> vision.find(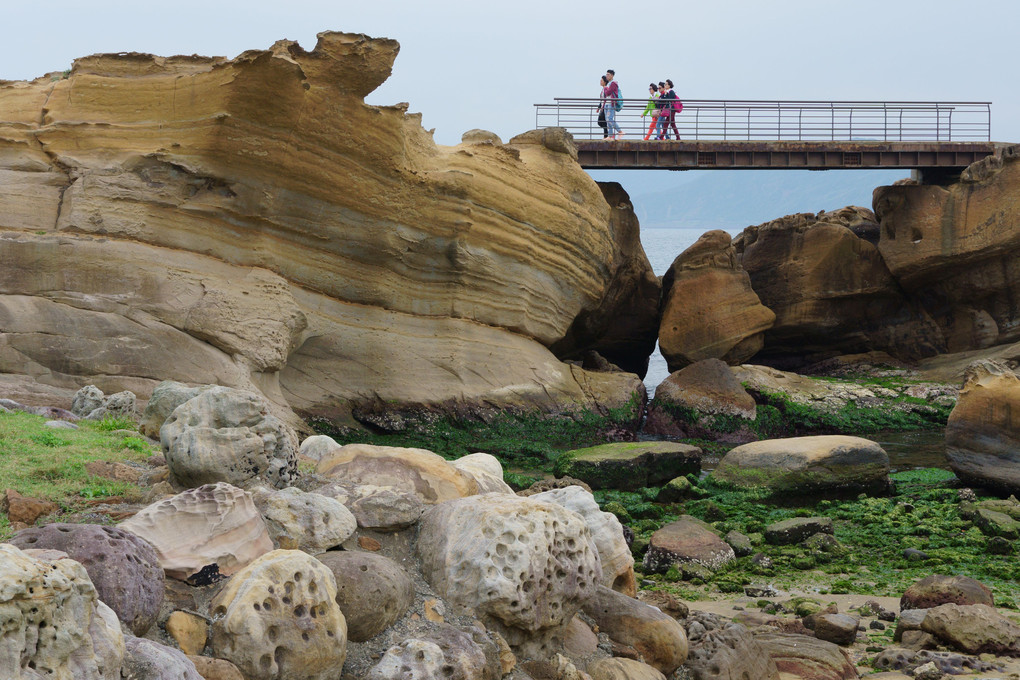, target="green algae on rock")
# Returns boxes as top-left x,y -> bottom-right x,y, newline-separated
554,441 -> 701,491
